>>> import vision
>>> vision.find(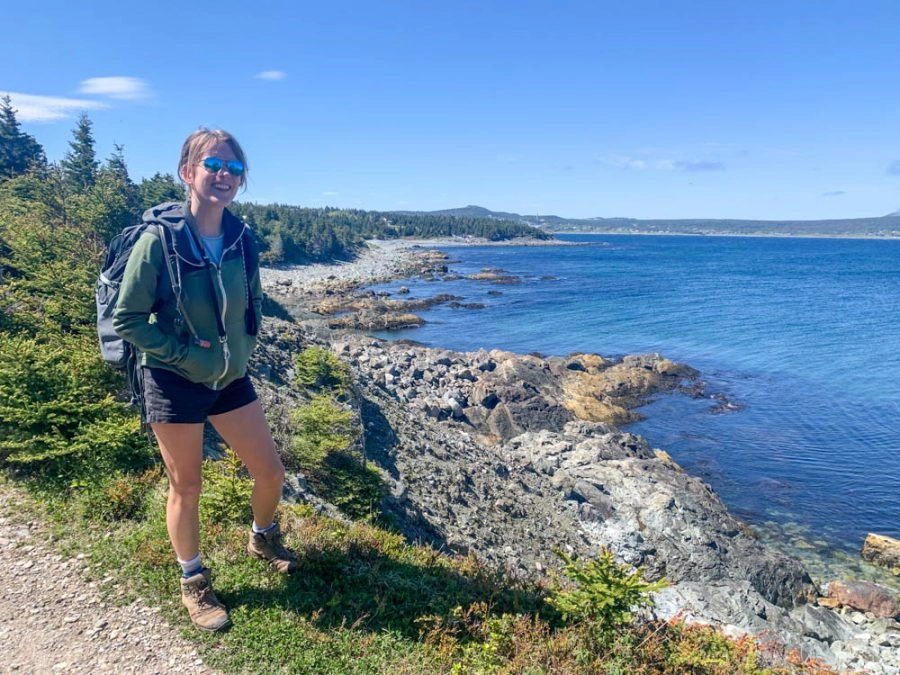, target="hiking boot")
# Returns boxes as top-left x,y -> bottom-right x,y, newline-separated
247,522 -> 298,573
180,569 -> 230,632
